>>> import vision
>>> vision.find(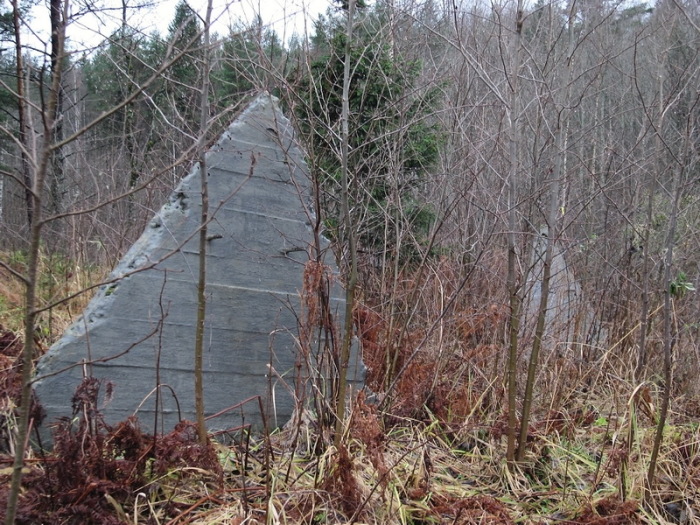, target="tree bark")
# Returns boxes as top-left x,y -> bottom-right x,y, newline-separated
334,0 -> 357,449
516,0 -> 577,462
5,5 -> 65,519
49,0 -> 65,219
506,0 -> 524,466
194,0 -> 213,446
12,0 -> 33,232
